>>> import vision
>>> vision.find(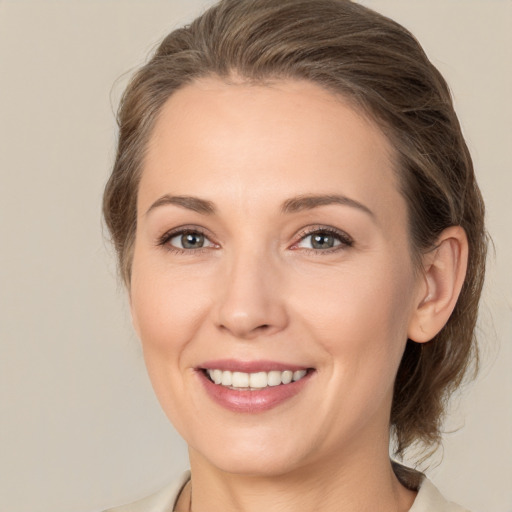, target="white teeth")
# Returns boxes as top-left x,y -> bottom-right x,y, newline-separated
293,369 -> 307,381
221,371 -> 232,386
249,372 -> 268,388
267,371 -> 282,386
282,370 -> 293,384
232,371 -> 249,388
205,368 -> 309,389
212,369 -> 222,385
